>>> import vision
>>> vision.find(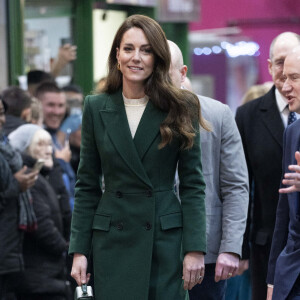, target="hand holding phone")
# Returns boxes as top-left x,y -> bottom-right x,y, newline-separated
32,159 -> 45,172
